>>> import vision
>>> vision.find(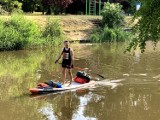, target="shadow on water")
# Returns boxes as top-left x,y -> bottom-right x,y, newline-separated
1,42 -> 160,120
